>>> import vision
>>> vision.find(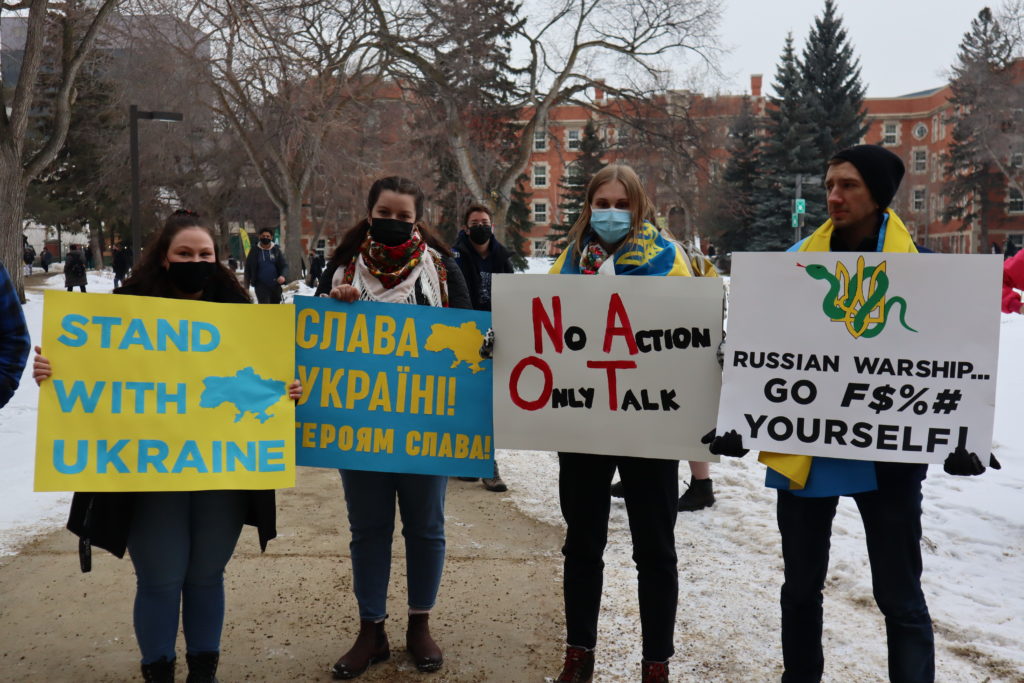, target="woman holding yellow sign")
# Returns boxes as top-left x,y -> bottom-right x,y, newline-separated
315,176 -> 470,679
33,211 -> 301,683
546,165 -> 693,683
